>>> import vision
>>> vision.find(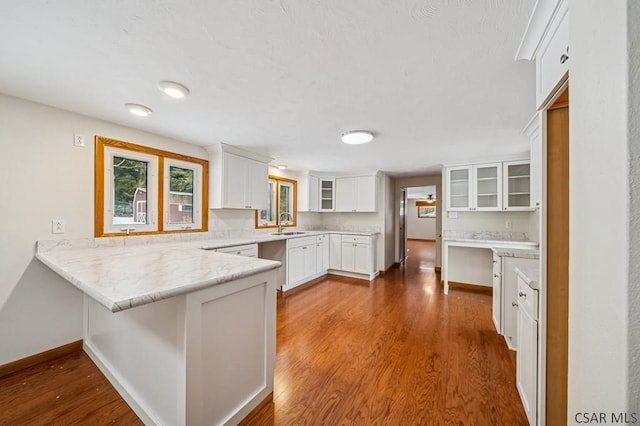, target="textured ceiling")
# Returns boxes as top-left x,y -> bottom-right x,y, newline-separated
0,0 -> 536,177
